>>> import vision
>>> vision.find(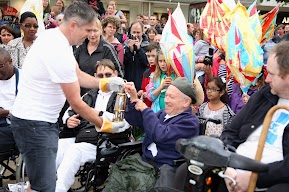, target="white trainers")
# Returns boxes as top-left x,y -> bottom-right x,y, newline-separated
8,181 -> 29,192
